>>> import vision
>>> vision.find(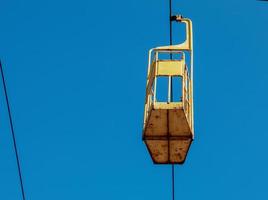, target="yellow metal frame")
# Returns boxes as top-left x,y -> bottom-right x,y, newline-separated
144,17 -> 194,136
